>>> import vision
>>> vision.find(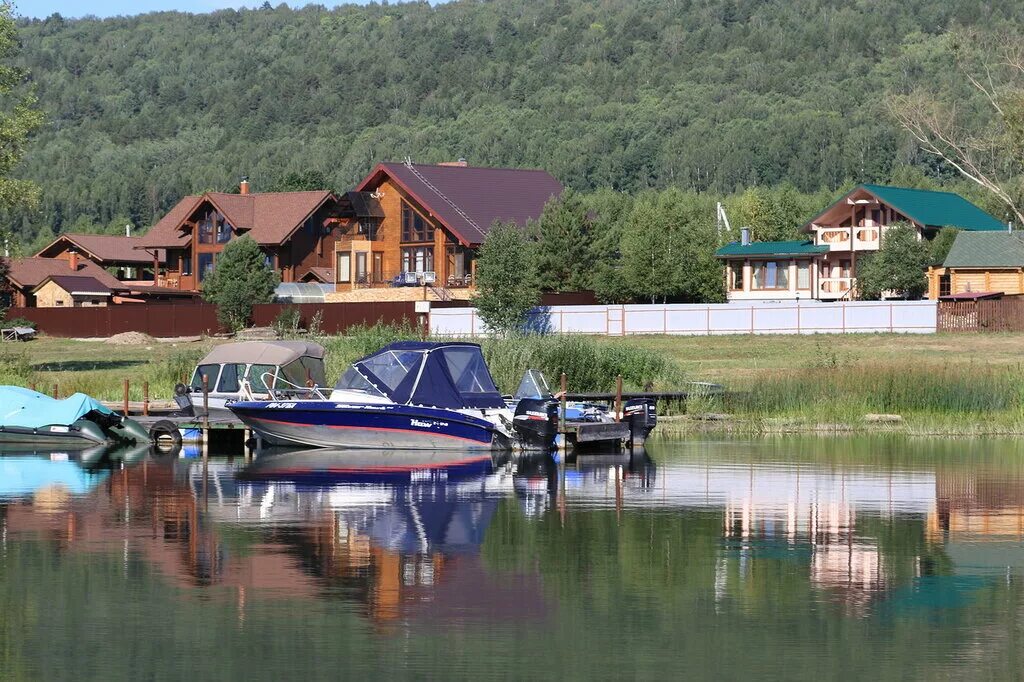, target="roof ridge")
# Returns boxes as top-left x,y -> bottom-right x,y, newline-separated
862,183 -> 965,198
383,160 -> 551,174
